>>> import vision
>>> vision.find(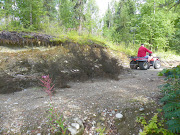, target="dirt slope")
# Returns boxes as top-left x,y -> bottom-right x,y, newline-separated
0,66 -> 166,135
